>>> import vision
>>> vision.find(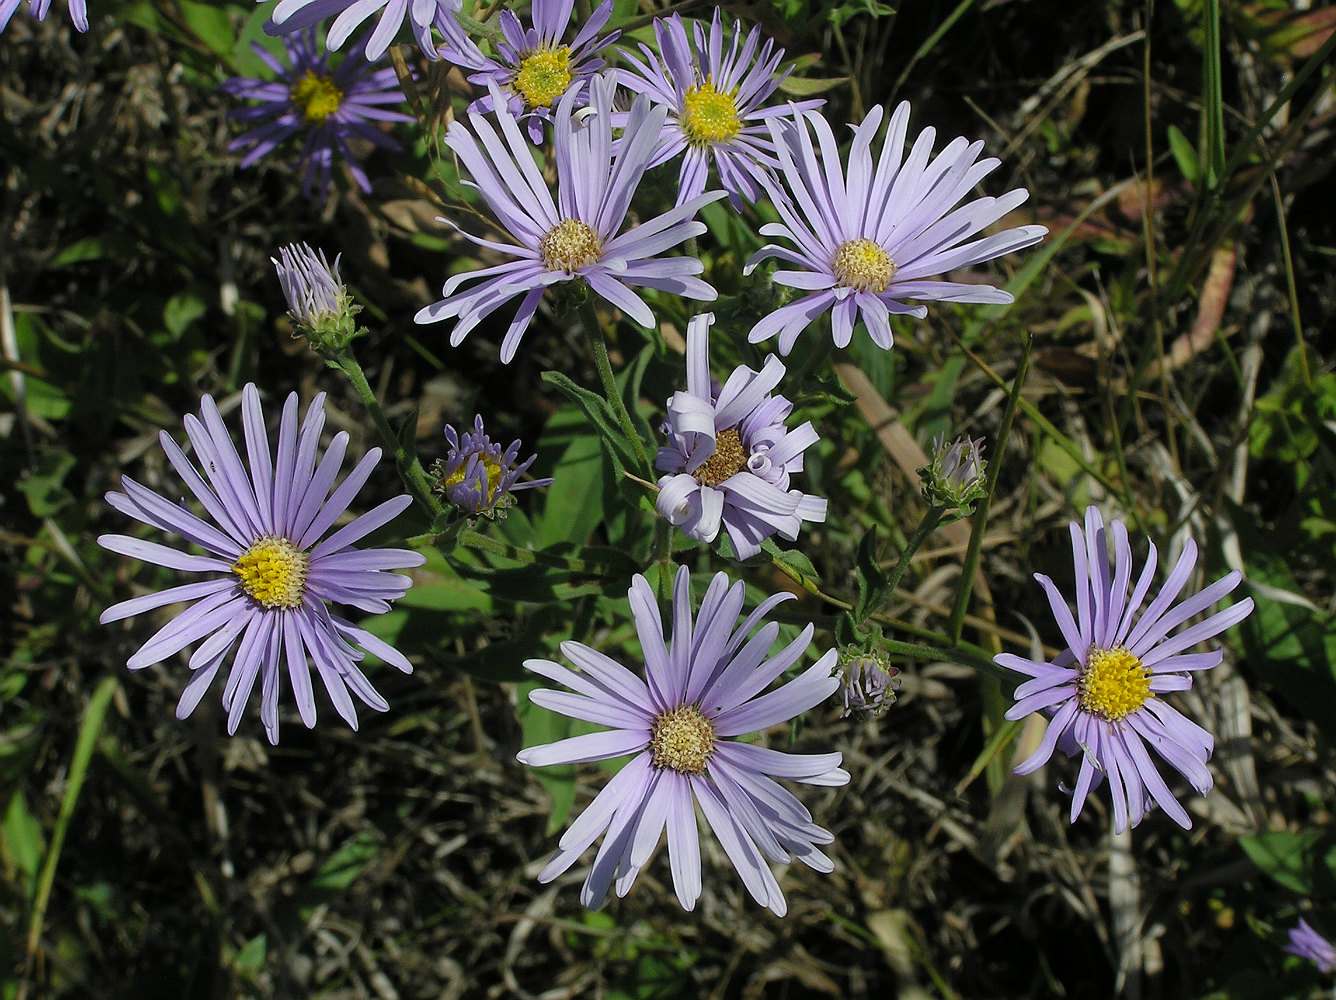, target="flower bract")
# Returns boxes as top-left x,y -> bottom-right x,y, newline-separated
998,507 -> 1254,833
223,29 -> 412,200
98,384 -> 426,744
414,72 -> 722,363
745,101 -> 1048,354
518,566 -> 849,916
655,312 -> 826,560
